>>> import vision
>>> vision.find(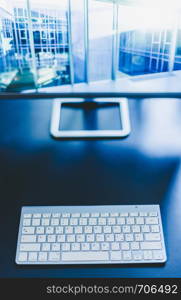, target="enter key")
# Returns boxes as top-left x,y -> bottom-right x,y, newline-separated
145,233 -> 161,241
